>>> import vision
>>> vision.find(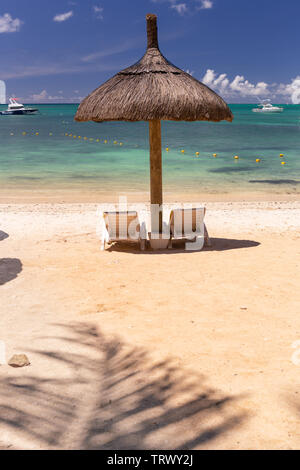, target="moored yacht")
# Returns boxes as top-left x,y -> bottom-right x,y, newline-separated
0,98 -> 38,115
252,100 -> 283,113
